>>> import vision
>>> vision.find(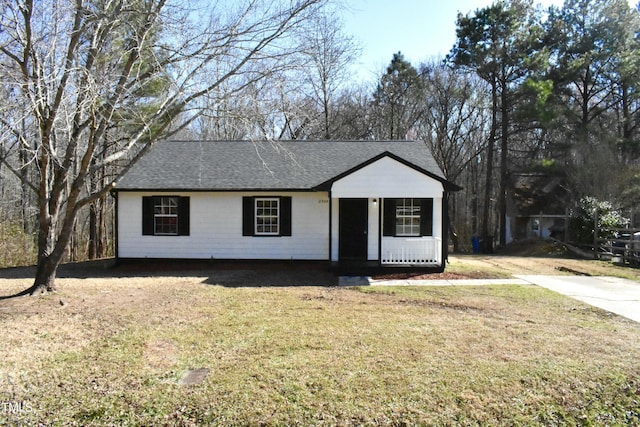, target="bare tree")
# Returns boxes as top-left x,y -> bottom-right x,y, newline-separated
331,83 -> 376,139
416,61 -> 490,250
0,0 -> 329,295
418,62 -> 488,183
187,8 -> 360,142
296,9 -> 360,139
